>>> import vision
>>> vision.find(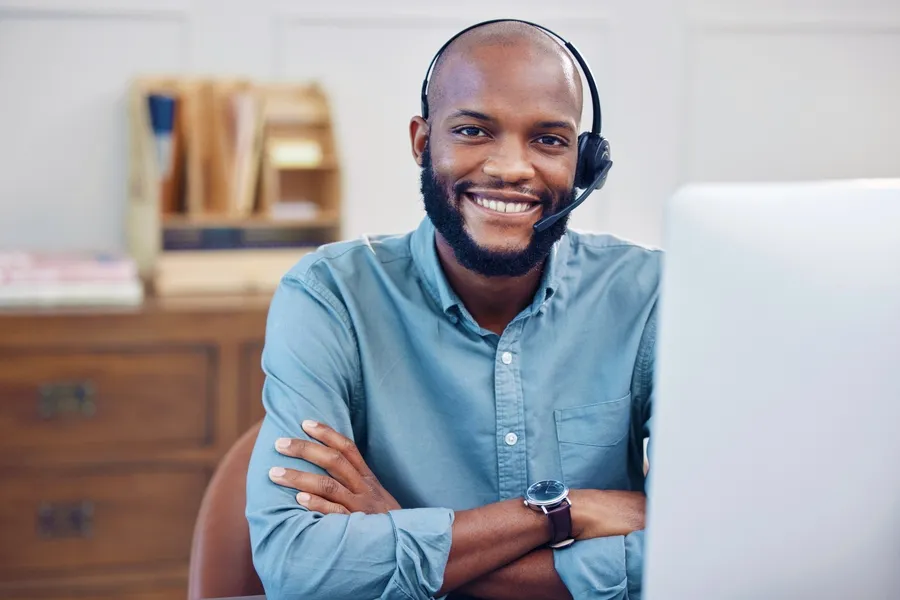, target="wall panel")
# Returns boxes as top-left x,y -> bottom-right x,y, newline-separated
0,8 -> 189,251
